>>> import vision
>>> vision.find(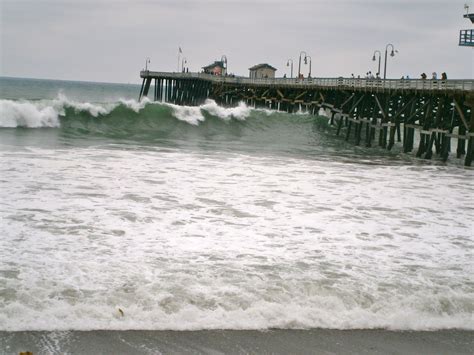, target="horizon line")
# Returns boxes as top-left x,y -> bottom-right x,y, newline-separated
0,75 -> 142,86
